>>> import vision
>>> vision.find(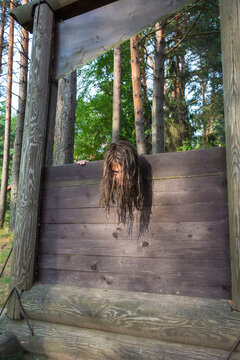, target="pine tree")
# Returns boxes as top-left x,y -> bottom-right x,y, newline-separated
54,71 -> 77,165
0,0 -> 7,74
9,0 -> 29,231
0,0 -> 14,227
152,21 -> 165,153
130,35 -> 146,155
112,45 -> 121,143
